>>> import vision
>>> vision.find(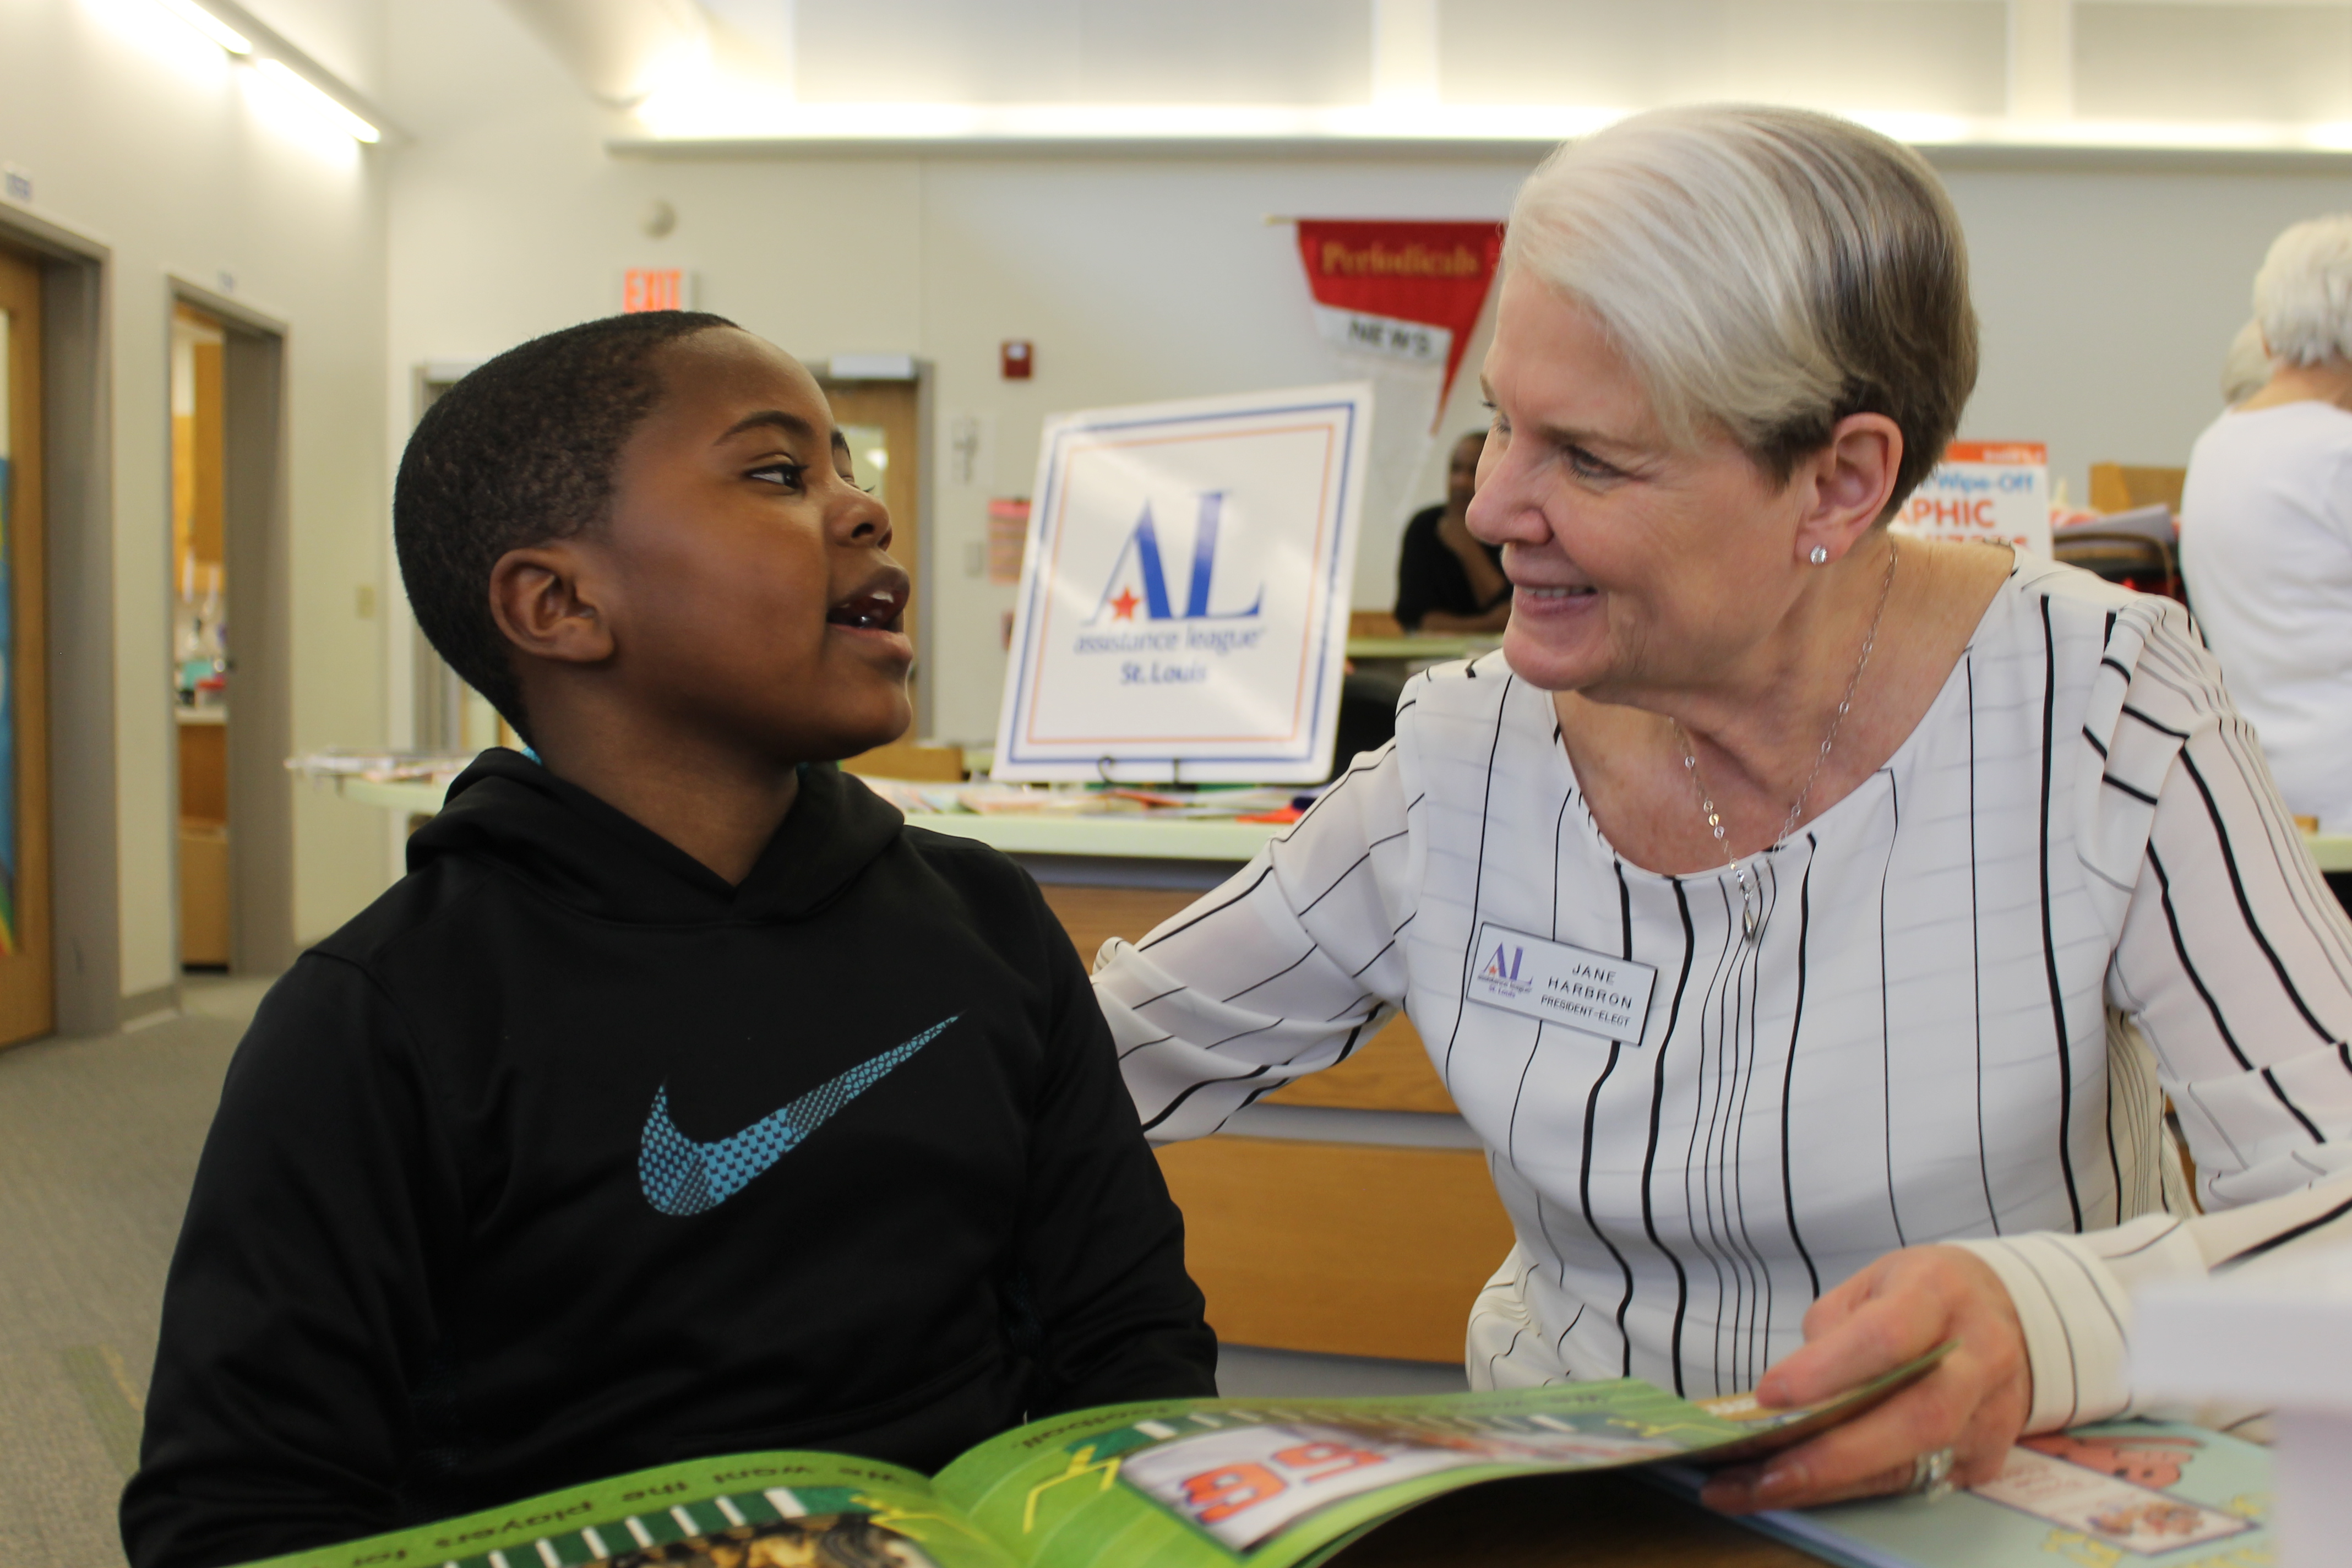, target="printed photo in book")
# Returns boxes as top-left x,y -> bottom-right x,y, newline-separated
594,1507 -> 934,1567
1649,1419 -> 2274,1568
